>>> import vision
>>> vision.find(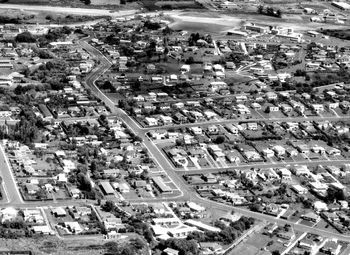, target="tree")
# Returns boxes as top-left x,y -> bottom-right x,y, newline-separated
258,5 -> 264,14
84,0 -> 91,5
276,9 -> 282,18
102,200 -> 116,212
272,250 -> 281,255
303,199 -> 313,208
326,186 -> 345,203
15,32 -> 36,43
76,173 -> 91,191
161,238 -> 199,255
266,7 -> 274,16
214,135 -> 225,144
163,26 -> 173,35
185,56 -> 195,64
249,204 -> 261,212
129,238 -> 145,250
